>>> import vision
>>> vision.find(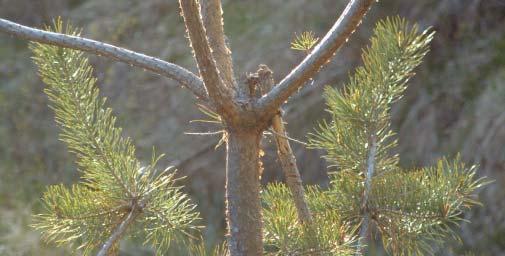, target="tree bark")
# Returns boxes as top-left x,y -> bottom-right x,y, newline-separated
356,134 -> 377,255
271,114 -> 312,224
0,18 -> 207,100
96,206 -> 140,256
257,0 -> 374,115
179,0 -> 238,119
226,130 -> 263,256
200,0 -> 236,88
